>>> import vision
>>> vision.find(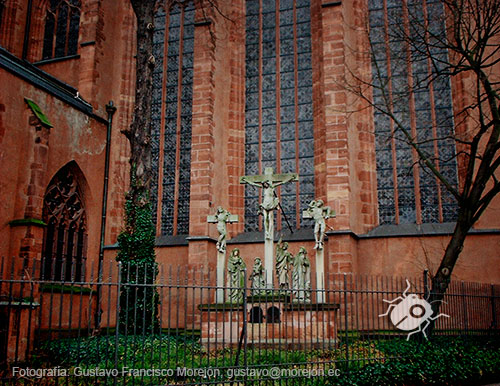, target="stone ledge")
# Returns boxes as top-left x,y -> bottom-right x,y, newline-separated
357,223 -> 500,239
228,228 -> 317,244
198,302 -> 340,312
9,218 -> 46,227
285,303 -> 340,311
198,303 -> 244,311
